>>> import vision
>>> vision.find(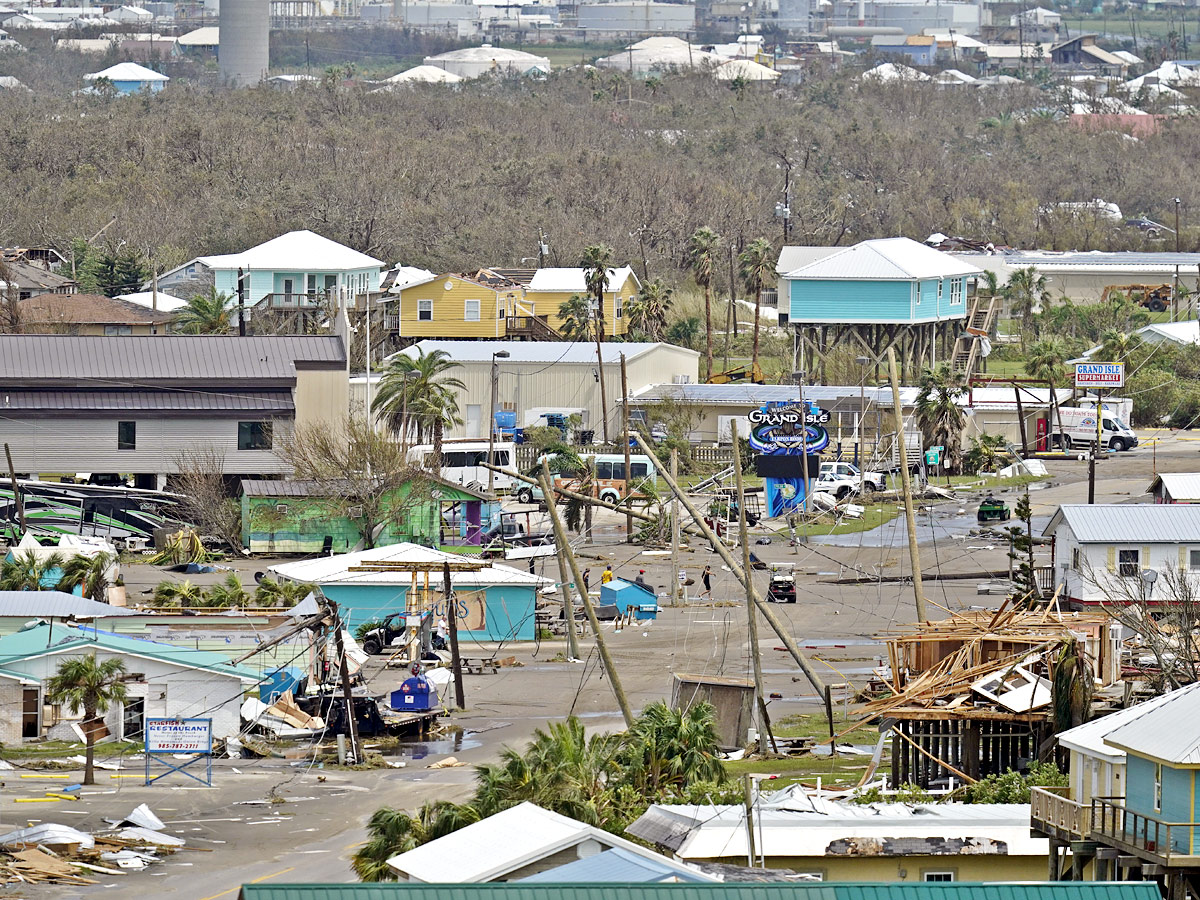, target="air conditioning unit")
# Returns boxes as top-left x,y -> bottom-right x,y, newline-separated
348,505 -> 364,518
501,401 -> 516,411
